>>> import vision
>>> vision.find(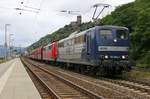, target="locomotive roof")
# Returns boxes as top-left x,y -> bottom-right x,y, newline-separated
58,25 -> 128,43
58,30 -> 87,43
95,25 -> 128,30
44,42 -> 56,48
